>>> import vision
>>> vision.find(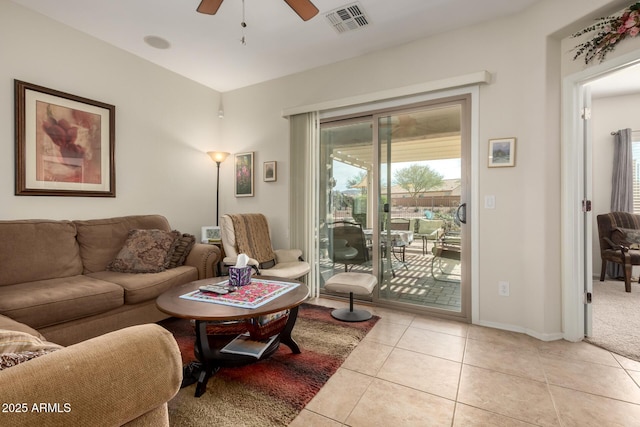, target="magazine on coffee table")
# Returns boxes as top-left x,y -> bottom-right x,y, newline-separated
220,332 -> 277,359
180,279 -> 299,309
